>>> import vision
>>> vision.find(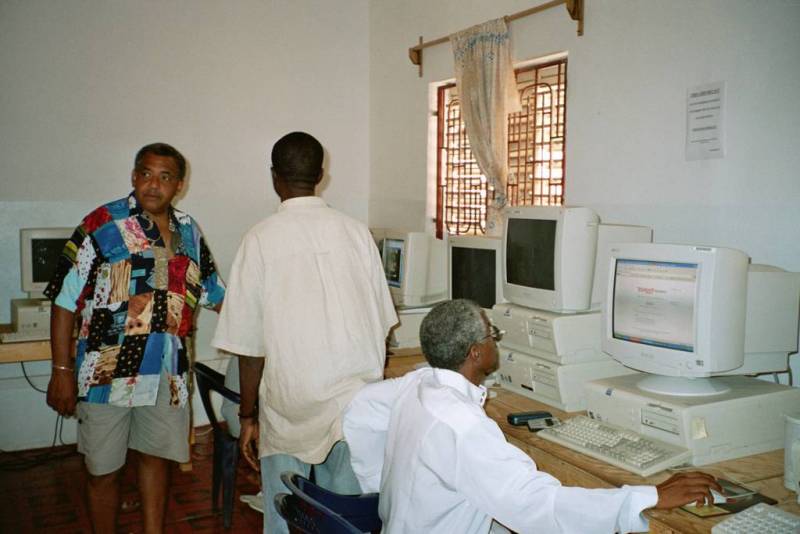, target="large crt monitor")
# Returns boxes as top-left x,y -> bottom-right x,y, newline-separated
503,206 -> 599,313
20,227 -> 73,298
602,243 -> 753,395
448,235 -> 503,310
381,231 -> 446,308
